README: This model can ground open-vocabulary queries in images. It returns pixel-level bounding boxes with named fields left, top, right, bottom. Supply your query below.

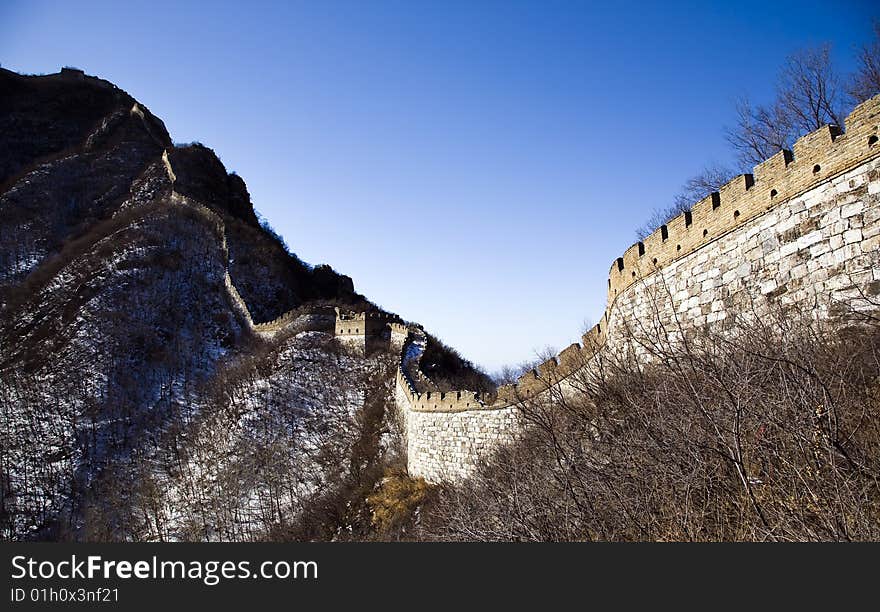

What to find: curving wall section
left=394, top=95, right=880, bottom=482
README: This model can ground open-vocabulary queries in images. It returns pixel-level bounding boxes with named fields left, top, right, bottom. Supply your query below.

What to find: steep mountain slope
left=0, top=68, right=397, bottom=541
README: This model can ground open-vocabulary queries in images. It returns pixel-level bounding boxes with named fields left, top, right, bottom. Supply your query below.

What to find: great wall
left=148, top=87, right=880, bottom=484
left=391, top=94, right=880, bottom=482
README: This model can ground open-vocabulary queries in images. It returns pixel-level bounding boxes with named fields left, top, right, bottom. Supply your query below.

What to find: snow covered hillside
left=0, top=67, right=403, bottom=541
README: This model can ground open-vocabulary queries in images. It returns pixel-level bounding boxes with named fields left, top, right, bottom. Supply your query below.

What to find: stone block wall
left=395, top=373, right=522, bottom=482
left=607, top=157, right=880, bottom=349
left=389, top=322, right=410, bottom=350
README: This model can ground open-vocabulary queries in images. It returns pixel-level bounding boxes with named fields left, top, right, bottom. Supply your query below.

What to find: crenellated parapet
left=254, top=306, right=335, bottom=334
left=411, top=389, right=486, bottom=412
left=607, top=97, right=880, bottom=303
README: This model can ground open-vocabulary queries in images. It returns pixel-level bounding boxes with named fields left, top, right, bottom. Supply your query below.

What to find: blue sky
left=1, top=1, right=876, bottom=371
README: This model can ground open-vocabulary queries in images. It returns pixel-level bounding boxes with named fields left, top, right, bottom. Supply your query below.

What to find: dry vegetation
left=408, top=303, right=880, bottom=541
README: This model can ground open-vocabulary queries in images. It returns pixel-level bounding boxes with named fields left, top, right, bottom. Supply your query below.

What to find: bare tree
left=849, top=23, right=880, bottom=104
left=726, top=97, right=794, bottom=168
left=727, top=45, right=845, bottom=168
left=778, top=45, right=844, bottom=132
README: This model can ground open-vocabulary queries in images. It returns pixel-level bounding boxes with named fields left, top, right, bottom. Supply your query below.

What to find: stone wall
left=395, top=373, right=522, bottom=481
left=389, top=322, right=410, bottom=350
left=607, top=157, right=880, bottom=350
left=607, top=98, right=879, bottom=303
left=395, top=95, right=880, bottom=483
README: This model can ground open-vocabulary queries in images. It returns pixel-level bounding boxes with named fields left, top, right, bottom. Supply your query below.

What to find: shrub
left=367, top=470, right=432, bottom=537
left=418, top=305, right=880, bottom=541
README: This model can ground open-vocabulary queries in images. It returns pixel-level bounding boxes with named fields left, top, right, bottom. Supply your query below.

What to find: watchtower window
left=684, top=211, right=692, bottom=227
left=703, top=229, right=708, bottom=237
left=869, top=135, right=878, bottom=147
left=734, top=210, right=740, bottom=219
left=770, top=189, right=778, bottom=199
left=616, top=257, right=624, bottom=272
left=652, top=258, right=658, bottom=265
left=676, top=244, right=681, bottom=251
left=661, top=225, right=668, bottom=241
left=711, top=192, right=721, bottom=210
left=812, top=164, right=821, bottom=174
left=637, top=242, right=645, bottom=256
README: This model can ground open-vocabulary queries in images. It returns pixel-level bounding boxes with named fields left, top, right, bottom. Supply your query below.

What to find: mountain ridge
left=0, top=66, right=365, bottom=317
left=0, top=67, right=415, bottom=540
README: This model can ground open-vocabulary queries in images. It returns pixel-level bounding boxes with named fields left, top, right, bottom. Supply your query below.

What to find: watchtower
left=334, top=307, right=403, bottom=354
